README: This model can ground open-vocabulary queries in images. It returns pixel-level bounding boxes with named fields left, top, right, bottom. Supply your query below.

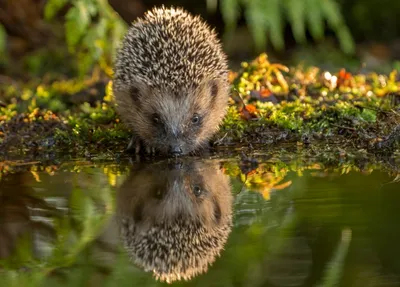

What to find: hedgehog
left=116, top=160, right=233, bottom=283
left=113, top=7, right=229, bottom=156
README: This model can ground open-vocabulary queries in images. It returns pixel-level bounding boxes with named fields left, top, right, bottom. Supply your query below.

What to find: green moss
left=0, top=53, right=399, bottom=160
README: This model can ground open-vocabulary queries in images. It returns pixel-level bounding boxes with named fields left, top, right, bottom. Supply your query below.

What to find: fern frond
left=265, top=0, right=284, bottom=50
left=0, top=24, right=6, bottom=56
left=244, top=0, right=269, bottom=51
left=336, top=26, right=355, bottom=54
left=221, top=0, right=240, bottom=32
left=305, top=0, right=324, bottom=41
left=321, top=0, right=355, bottom=54
left=284, top=0, right=306, bottom=43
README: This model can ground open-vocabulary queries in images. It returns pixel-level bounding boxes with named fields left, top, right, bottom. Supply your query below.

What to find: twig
left=331, top=124, right=356, bottom=131
left=375, top=125, right=400, bottom=152
left=390, top=109, right=400, bottom=117
left=214, top=132, right=228, bottom=145
left=355, top=104, right=391, bottom=114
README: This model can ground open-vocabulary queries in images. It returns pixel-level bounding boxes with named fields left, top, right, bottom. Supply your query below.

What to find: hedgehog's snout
left=165, top=136, right=186, bottom=156
left=170, top=145, right=183, bottom=156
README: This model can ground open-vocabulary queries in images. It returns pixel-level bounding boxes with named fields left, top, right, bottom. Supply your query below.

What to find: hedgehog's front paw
left=144, top=145, right=156, bottom=155
left=125, top=136, right=156, bottom=155
left=125, top=135, right=142, bottom=154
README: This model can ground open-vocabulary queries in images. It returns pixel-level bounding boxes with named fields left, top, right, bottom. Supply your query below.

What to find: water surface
left=0, top=156, right=399, bottom=287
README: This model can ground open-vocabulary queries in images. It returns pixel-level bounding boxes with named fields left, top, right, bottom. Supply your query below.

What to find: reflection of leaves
left=317, top=229, right=352, bottom=287
left=245, top=172, right=292, bottom=200
left=1, top=168, right=115, bottom=287
left=233, top=188, right=271, bottom=226
left=30, top=171, right=41, bottom=182
left=224, top=160, right=292, bottom=201
left=392, top=174, right=400, bottom=183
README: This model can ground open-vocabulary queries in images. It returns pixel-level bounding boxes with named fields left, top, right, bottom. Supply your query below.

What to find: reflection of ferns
left=233, top=190, right=270, bottom=226
left=208, top=0, right=354, bottom=53
left=0, top=173, right=56, bottom=261
left=0, top=169, right=115, bottom=286
left=317, top=229, right=352, bottom=287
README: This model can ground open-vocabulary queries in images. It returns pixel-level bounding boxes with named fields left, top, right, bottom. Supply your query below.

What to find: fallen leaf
left=240, top=104, right=259, bottom=120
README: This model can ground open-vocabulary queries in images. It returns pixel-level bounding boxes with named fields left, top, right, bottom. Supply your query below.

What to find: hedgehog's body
left=113, top=7, right=229, bottom=156
left=117, top=160, right=233, bottom=283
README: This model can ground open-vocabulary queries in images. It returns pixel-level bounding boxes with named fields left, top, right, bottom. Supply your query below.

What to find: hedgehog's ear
left=198, top=77, right=220, bottom=98
left=130, top=78, right=150, bottom=101
left=209, top=79, right=219, bottom=97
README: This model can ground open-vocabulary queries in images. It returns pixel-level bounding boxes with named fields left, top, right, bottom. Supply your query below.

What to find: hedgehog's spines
left=113, top=6, right=228, bottom=93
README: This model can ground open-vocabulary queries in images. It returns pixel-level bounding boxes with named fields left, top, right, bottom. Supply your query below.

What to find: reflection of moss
left=0, top=53, right=399, bottom=160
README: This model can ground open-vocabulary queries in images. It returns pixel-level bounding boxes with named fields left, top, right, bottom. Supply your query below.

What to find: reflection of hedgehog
left=116, top=160, right=232, bottom=283
left=113, top=7, right=229, bottom=156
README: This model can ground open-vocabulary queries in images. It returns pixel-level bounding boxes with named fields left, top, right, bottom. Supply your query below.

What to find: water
left=0, top=156, right=399, bottom=287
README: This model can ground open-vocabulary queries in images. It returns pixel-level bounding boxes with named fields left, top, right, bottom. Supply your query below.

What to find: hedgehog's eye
left=191, top=113, right=200, bottom=125
left=152, top=114, right=161, bottom=124
left=192, top=185, right=202, bottom=197
left=154, top=188, right=163, bottom=199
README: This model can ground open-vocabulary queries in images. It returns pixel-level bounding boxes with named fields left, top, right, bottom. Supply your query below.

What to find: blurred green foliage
left=40, top=0, right=356, bottom=77
left=209, top=0, right=354, bottom=53
left=0, top=24, right=6, bottom=63
left=44, top=0, right=127, bottom=77
left=338, top=0, right=400, bottom=42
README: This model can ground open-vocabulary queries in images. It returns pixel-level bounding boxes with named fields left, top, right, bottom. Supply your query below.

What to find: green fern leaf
left=321, top=0, right=354, bottom=54
left=244, top=0, right=268, bottom=51
left=305, top=0, right=324, bottom=41
left=285, top=0, right=306, bottom=43
left=0, top=24, right=6, bottom=55
left=65, top=2, right=91, bottom=51
left=321, top=0, right=343, bottom=28
left=265, top=0, right=284, bottom=50
left=44, top=0, right=68, bottom=20
left=221, top=0, right=240, bottom=32
left=336, top=26, right=355, bottom=54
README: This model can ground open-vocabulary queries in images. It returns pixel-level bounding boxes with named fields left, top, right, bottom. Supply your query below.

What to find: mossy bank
left=0, top=54, right=399, bottom=163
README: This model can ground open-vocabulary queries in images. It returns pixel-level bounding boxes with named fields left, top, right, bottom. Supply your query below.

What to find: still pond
left=0, top=155, right=399, bottom=287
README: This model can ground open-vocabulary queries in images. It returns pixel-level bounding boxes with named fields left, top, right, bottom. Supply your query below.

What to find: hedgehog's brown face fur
left=115, top=77, right=228, bottom=155
left=113, top=7, right=229, bottom=156
left=117, top=160, right=233, bottom=283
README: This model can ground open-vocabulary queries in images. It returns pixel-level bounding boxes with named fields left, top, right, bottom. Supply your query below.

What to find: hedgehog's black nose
left=170, top=146, right=183, bottom=156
